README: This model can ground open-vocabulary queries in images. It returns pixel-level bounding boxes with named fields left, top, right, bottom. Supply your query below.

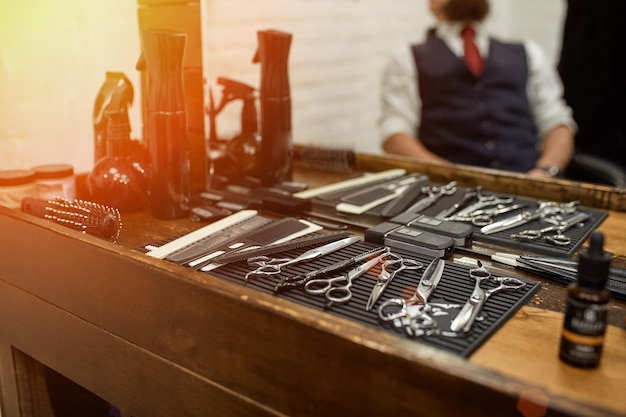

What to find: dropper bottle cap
left=577, top=232, right=611, bottom=289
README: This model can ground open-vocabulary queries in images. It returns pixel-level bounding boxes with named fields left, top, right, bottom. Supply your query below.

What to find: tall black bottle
left=141, top=29, right=191, bottom=219
left=253, top=30, right=293, bottom=185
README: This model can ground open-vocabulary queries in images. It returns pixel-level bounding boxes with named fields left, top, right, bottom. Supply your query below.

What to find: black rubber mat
left=197, top=240, right=540, bottom=357
left=310, top=178, right=607, bottom=257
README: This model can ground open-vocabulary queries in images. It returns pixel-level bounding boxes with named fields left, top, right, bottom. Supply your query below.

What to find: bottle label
left=560, top=298, right=609, bottom=367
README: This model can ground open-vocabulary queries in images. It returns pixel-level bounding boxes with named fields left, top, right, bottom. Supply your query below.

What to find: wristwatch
left=535, top=165, right=560, bottom=177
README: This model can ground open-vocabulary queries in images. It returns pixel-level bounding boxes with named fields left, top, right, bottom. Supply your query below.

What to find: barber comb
left=21, top=197, right=122, bottom=242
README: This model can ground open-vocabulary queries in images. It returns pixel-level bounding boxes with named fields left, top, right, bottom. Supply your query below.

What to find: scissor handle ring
left=244, top=266, right=280, bottom=281
left=384, top=258, right=423, bottom=271
left=304, top=276, right=338, bottom=295
left=471, top=215, right=492, bottom=226
left=379, top=258, right=422, bottom=282
left=442, top=186, right=457, bottom=195
left=510, top=230, right=542, bottom=241
left=247, top=256, right=290, bottom=267
left=487, top=277, right=526, bottom=295
left=544, top=234, right=571, bottom=246
left=469, top=262, right=491, bottom=279
left=378, top=298, right=408, bottom=322
left=325, top=286, right=353, bottom=304
left=494, top=277, right=526, bottom=289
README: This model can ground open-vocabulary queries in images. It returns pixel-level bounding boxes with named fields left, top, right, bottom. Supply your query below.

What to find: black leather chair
left=565, top=152, right=626, bottom=188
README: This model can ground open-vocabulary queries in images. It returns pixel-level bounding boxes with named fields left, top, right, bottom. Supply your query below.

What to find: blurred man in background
left=380, top=0, right=575, bottom=178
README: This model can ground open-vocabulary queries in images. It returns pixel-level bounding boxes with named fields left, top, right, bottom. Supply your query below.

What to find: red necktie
left=462, top=26, right=483, bottom=77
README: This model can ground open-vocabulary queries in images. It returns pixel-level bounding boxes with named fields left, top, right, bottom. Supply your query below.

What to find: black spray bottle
left=87, top=109, right=149, bottom=212
left=140, top=29, right=191, bottom=219
left=208, top=77, right=260, bottom=178
left=92, top=72, right=134, bottom=163
left=252, top=29, right=293, bottom=185
left=559, top=232, right=611, bottom=368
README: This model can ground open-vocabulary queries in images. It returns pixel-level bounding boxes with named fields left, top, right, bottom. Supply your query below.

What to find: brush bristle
left=43, top=198, right=122, bottom=242
left=294, top=145, right=356, bottom=172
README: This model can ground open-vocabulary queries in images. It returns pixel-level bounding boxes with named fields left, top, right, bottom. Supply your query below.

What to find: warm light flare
left=0, top=0, right=141, bottom=173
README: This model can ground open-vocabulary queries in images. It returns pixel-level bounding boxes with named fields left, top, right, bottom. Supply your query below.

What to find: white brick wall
left=202, top=0, right=566, bottom=156
left=0, top=0, right=565, bottom=172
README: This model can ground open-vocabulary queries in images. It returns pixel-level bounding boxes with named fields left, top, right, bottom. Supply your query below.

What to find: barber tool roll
left=21, top=197, right=122, bottom=242
left=389, top=213, right=474, bottom=248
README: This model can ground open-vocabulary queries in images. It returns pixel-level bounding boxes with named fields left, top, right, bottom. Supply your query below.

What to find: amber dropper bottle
left=559, top=232, right=611, bottom=368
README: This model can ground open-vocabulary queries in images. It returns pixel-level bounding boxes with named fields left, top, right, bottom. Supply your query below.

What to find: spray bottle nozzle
left=93, top=72, right=135, bottom=162
left=217, top=76, right=255, bottom=97
left=208, top=77, right=258, bottom=145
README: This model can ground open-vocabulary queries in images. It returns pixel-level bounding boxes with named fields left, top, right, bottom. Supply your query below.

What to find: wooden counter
left=1, top=154, right=625, bottom=417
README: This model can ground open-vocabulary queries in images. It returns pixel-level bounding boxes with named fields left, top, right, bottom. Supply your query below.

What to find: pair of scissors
left=244, top=235, right=361, bottom=281
left=273, top=247, right=388, bottom=293
left=378, top=257, right=446, bottom=322
left=454, top=192, right=515, bottom=217
left=510, top=211, right=590, bottom=246
left=365, top=255, right=423, bottom=311
left=480, top=201, right=579, bottom=235
left=435, top=186, right=482, bottom=219
left=304, top=252, right=388, bottom=306
left=447, top=204, right=525, bottom=226
left=405, top=181, right=457, bottom=214
left=450, top=260, right=526, bottom=333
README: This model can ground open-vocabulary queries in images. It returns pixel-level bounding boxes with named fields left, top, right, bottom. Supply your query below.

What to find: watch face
left=537, top=165, right=559, bottom=176
left=547, top=166, right=559, bottom=176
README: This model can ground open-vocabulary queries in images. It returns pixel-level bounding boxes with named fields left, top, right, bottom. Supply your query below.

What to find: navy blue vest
left=412, top=33, right=539, bottom=172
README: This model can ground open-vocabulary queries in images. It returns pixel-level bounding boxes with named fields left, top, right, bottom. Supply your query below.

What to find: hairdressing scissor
left=365, top=255, right=423, bottom=311
left=273, top=247, right=388, bottom=293
left=405, top=181, right=457, bottom=214
left=304, top=252, right=388, bottom=306
left=447, top=203, right=525, bottom=226
left=244, top=235, right=361, bottom=281
left=510, top=211, right=590, bottom=246
left=378, top=258, right=445, bottom=321
left=450, top=260, right=525, bottom=333
left=454, top=192, right=515, bottom=217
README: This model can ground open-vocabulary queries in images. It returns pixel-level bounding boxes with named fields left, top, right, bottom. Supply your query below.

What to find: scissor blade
left=450, top=287, right=487, bottom=332
left=365, top=282, right=385, bottom=311
left=449, top=300, right=474, bottom=332
left=417, top=258, right=446, bottom=301
left=278, top=247, right=387, bottom=293
left=350, top=253, right=387, bottom=280
left=480, top=211, right=537, bottom=235
left=436, top=187, right=481, bottom=219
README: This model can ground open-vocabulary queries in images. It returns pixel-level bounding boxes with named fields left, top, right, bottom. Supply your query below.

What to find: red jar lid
left=32, top=163, right=74, bottom=179
left=0, top=169, right=37, bottom=186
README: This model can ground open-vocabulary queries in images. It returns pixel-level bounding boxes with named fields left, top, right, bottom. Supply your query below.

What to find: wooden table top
left=109, top=155, right=626, bottom=416
left=1, top=152, right=625, bottom=417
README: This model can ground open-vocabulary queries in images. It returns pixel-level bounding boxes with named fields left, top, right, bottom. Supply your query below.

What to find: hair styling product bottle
left=559, top=232, right=611, bottom=368
left=253, top=29, right=293, bottom=185
left=87, top=110, right=149, bottom=212
left=141, top=29, right=191, bottom=219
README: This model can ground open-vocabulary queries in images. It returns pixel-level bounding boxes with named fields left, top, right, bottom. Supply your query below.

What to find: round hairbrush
left=21, top=197, right=122, bottom=242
